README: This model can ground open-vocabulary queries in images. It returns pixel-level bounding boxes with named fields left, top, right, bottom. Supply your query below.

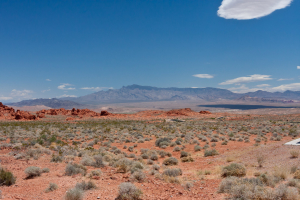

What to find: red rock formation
left=100, top=110, right=110, bottom=116
left=166, top=108, right=194, bottom=116
left=199, top=111, right=212, bottom=114
left=0, top=102, right=37, bottom=120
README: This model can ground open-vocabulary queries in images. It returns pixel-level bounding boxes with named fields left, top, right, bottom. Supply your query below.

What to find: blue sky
left=0, top=0, right=299, bottom=102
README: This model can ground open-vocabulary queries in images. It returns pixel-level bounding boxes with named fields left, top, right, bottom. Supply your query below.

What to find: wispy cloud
left=219, top=74, right=272, bottom=85
left=58, top=83, right=75, bottom=90
left=58, top=94, right=77, bottom=98
left=0, top=89, right=34, bottom=102
left=218, top=0, right=293, bottom=20
left=46, top=79, right=51, bottom=81
left=257, top=84, right=271, bottom=87
left=297, top=66, right=300, bottom=69
left=227, top=84, right=264, bottom=93
left=278, top=78, right=294, bottom=81
left=42, top=89, right=51, bottom=93
left=80, top=87, right=113, bottom=91
left=11, top=89, right=33, bottom=97
left=0, top=96, right=13, bottom=101
left=193, top=74, right=214, bottom=79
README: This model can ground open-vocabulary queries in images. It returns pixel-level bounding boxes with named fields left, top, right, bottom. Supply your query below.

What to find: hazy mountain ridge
left=69, top=84, right=242, bottom=104
left=8, top=85, right=300, bottom=109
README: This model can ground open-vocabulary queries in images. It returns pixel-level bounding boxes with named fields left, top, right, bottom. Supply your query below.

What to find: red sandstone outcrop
left=199, top=111, right=212, bottom=114
left=166, top=108, right=195, bottom=116
left=0, top=102, right=37, bottom=120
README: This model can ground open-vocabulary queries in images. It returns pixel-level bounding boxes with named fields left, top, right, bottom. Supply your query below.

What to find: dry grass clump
left=221, top=163, right=246, bottom=178
left=218, top=177, right=299, bottom=200
left=257, top=155, right=266, bottom=167
left=130, top=171, right=146, bottom=182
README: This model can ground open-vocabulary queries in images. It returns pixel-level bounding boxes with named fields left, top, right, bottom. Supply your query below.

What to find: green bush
left=0, top=168, right=16, bottom=186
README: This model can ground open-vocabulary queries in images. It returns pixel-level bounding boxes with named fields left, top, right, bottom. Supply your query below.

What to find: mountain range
left=7, top=84, right=300, bottom=109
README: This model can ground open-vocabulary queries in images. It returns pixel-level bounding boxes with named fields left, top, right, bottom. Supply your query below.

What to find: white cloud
left=11, top=89, right=33, bottom=97
left=271, top=83, right=300, bottom=92
left=58, top=94, right=77, bottom=98
left=257, top=84, right=270, bottom=87
left=278, top=78, right=294, bottom=81
left=58, top=83, right=75, bottom=90
left=191, top=87, right=198, bottom=88
left=80, top=87, right=113, bottom=91
left=193, top=74, right=214, bottom=79
left=297, top=66, right=300, bottom=69
left=46, top=79, right=51, bottom=81
left=0, top=96, right=13, bottom=101
left=219, top=74, right=272, bottom=85
left=218, top=0, right=293, bottom=20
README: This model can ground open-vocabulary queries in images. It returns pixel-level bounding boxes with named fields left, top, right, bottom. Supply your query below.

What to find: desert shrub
left=221, top=163, right=246, bottom=178
left=273, top=166, right=289, bottom=180
left=128, top=146, right=134, bottom=152
left=257, top=155, right=266, bottom=167
left=141, top=154, right=148, bottom=159
left=65, top=187, right=84, bottom=200
left=150, top=154, right=158, bottom=161
left=42, top=168, right=50, bottom=173
left=0, top=168, right=16, bottom=186
left=155, top=138, right=171, bottom=148
left=45, top=183, right=58, bottom=193
left=143, top=157, right=152, bottom=164
left=183, top=182, right=193, bottom=190
left=163, top=157, right=178, bottom=166
left=180, top=151, right=188, bottom=158
left=93, top=155, right=104, bottom=168
left=25, top=166, right=42, bottom=179
left=204, top=149, right=219, bottom=157
left=51, top=155, right=63, bottom=163
left=65, top=163, right=86, bottom=176
left=116, top=182, right=142, bottom=200
left=87, top=169, right=102, bottom=178
left=130, top=171, right=146, bottom=182
left=293, top=170, right=300, bottom=179
left=152, top=164, right=160, bottom=171
left=194, top=145, right=201, bottom=152
left=290, top=150, right=299, bottom=158
left=81, top=156, right=94, bottom=166
left=162, top=168, right=182, bottom=177
left=181, top=157, right=194, bottom=162
left=75, top=181, right=97, bottom=191
left=123, top=145, right=127, bottom=149
left=173, top=146, right=180, bottom=152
